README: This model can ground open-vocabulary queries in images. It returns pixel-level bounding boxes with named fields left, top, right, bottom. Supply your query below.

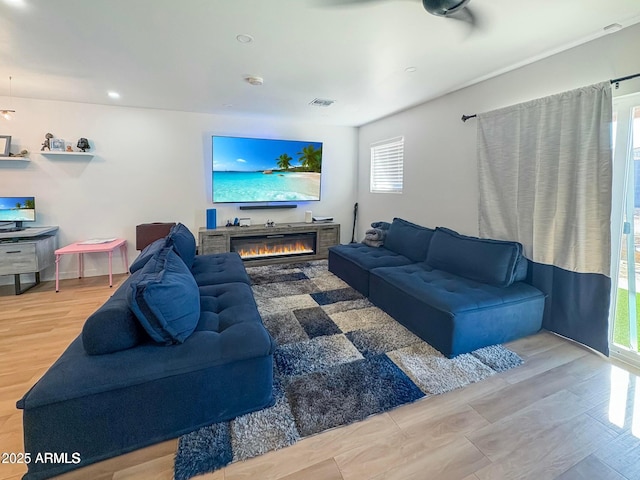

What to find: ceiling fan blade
left=421, top=0, right=470, bottom=17
left=316, top=0, right=481, bottom=27
left=448, top=6, right=478, bottom=26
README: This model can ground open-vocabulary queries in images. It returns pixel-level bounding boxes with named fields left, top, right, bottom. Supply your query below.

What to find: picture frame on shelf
left=49, top=138, right=65, bottom=151
left=0, top=135, right=10, bottom=156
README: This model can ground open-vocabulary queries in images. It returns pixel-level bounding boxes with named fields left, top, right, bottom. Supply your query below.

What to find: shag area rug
left=174, top=260, right=523, bottom=480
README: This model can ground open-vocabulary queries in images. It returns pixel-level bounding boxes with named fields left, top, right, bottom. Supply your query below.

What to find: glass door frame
left=610, top=92, right=640, bottom=366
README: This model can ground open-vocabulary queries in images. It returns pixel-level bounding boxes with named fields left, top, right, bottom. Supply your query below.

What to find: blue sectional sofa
left=329, top=218, right=545, bottom=358
left=17, top=224, right=275, bottom=480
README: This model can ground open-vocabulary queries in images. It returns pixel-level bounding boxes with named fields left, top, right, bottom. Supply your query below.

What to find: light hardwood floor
left=1, top=275, right=640, bottom=480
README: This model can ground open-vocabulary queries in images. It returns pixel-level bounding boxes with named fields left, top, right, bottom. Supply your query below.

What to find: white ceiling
left=1, top=0, right=640, bottom=127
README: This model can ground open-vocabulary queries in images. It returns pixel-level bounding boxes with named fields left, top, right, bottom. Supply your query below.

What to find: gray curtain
left=477, top=82, right=613, bottom=354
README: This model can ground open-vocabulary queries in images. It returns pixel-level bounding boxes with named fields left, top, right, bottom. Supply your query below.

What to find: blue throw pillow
left=384, top=218, right=434, bottom=262
left=166, top=223, right=196, bottom=268
left=426, top=227, right=523, bottom=287
left=128, top=247, right=200, bottom=344
left=513, top=255, right=529, bottom=282
left=129, top=237, right=167, bottom=273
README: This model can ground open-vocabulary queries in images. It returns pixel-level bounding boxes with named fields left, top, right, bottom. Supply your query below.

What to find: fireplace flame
left=236, top=241, right=314, bottom=259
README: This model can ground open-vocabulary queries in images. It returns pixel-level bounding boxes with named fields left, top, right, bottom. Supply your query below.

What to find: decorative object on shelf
left=239, top=218, right=251, bottom=227
left=206, top=209, right=217, bottom=229
left=49, top=138, right=65, bottom=151
left=265, top=220, right=275, bottom=228
left=305, top=210, right=312, bottom=223
left=1, top=76, right=15, bottom=121
left=9, top=149, right=28, bottom=158
left=76, top=137, right=90, bottom=152
left=0, top=135, right=10, bottom=156
left=65, top=145, right=73, bottom=152
left=41, top=133, right=53, bottom=151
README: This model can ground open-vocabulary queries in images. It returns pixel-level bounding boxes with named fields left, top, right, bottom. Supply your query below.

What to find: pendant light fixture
left=1, top=76, right=15, bottom=120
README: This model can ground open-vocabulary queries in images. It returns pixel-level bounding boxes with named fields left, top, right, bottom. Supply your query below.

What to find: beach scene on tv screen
left=0, top=197, right=35, bottom=221
left=212, top=136, right=322, bottom=203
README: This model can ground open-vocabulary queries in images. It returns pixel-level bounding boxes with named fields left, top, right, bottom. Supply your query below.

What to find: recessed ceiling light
left=107, top=91, right=120, bottom=99
left=236, top=34, right=254, bottom=44
left=405, top=66, right=417, bottom=73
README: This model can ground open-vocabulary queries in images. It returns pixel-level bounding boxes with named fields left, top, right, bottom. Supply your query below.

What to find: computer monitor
left=0, top=196, right=36, bottom=231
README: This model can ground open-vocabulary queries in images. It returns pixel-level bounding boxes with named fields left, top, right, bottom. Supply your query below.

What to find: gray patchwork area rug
left=174, top=260, right=523, bottom=480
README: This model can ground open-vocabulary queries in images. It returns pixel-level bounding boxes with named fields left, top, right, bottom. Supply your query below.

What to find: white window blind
left=370, top=136, right=404, bottom=193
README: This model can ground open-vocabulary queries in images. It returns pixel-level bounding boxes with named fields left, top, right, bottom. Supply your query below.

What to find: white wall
left=357, top=23, right=640, bottom=240
left=0, top=100, right=358, bottom=282
left=3, top=23, right=639, bottom=284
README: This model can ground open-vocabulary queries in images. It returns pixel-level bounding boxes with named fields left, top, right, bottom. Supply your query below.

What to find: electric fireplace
left=230, top=232, right=317, bottom=261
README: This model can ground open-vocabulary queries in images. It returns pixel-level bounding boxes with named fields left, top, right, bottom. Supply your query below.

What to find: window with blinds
left=370, top=136, right=404, bottom=193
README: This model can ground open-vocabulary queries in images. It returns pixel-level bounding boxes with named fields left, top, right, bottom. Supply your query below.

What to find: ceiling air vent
left=309, top=98, right=335, bottom=107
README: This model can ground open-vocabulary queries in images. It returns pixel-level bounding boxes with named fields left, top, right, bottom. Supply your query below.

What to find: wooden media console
left=198, top=222, right=340, bottom=266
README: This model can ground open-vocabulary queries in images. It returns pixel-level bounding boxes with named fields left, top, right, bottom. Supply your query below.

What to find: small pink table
left=55, top=239, right=129, bottom=292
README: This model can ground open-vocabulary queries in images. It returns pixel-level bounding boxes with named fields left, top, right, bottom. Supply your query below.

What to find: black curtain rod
left=611, top=72, right=640, bottom=87
left=461, top=72, right=640, bottom=122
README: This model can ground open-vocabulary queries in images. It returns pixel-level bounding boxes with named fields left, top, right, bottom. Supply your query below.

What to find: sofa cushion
left=198, top=282, right=263, bottom=331
left=426, top=227, right=523, bottom=287
left=166, top=223, right=196, bottom=269
left=384, top=218, right=434, bottom=262
left=129, top=237, right=166, bottom=273
left=195, top=310, right=221, bottom=332
left=128, top=247, right=200, bottom=344
left=328, top=243, right=414, bottom=296
left=329, top=243, right=414, bottom=271
left=372, top=263, right=542, bottom=313
left=191, top=252, right=250, bottom=286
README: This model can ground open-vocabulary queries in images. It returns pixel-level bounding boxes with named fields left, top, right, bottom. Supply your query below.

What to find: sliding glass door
left=611, top=93, right=640, bottom=365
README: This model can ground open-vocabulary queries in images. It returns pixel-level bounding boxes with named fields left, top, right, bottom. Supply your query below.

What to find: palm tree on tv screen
left=25, top=199, right=34, bottom=209
left=297, top=145, right=322, bottom=172
left=276, top=153, right=293, bottom=170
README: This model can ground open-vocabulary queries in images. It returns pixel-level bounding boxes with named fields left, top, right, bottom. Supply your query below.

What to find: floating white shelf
left=40, top=151, right=94, bottom=158
left=0, top=155, right=29, bottom=161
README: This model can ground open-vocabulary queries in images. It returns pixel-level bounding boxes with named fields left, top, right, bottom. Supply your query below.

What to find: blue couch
left=17, top=224, right=275, bottom=480
left=329, top=218, right=545, bottom=358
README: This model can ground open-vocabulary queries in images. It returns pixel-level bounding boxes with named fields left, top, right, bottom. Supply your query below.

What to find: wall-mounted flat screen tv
left=212, top=135, right=323, bottom=203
